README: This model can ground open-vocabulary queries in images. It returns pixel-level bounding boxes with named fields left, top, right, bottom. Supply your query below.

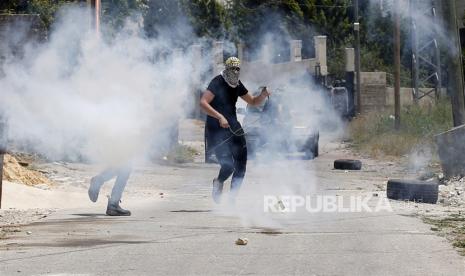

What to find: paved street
left=1, top=140, right=464, bottom=276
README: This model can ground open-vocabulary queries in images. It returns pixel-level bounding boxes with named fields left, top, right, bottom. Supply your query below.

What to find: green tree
left=27, top=0, right=75, bottom=29
left=101, top=0, right=148, bottom=31
left=182, top=0, right=229, bottom=40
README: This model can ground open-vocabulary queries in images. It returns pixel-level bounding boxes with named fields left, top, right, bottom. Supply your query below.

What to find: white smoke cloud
left=0, top=6, right=200, bottom=166
left=214, top=27, right=344, bottom=228
left=1, top=6, right=345, bottom=228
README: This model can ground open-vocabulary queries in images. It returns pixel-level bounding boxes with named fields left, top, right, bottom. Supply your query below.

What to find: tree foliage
left=183, top=0, right=229, bottom=39
left=101, top=0, right=147, bottom=31
left=1, top=0, right=410, bottom=81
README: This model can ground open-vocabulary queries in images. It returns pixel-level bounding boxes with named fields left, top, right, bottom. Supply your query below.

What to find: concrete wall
left=360, top=72, right=387, bottom=113
left=385, top=88, right=447, bottom=107
left=240, top=36, right=326, bottom=87
left=358, top=71, right=444, bottom=112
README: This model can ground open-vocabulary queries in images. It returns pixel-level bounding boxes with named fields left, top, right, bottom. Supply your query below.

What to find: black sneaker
left=106, top=201, right=131, bottom=216
left=88, top=177, right=103, bottom=202
left=212, top=178, right=224, bottom=204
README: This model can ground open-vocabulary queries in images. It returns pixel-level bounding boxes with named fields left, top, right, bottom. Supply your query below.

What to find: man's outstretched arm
left=240, top=87, right=271, bottom=107
left=200, top=90, right=230, bottom=128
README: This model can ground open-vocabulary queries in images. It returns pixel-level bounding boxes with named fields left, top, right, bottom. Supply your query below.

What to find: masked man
left=200, top=57, right=270, bottom=203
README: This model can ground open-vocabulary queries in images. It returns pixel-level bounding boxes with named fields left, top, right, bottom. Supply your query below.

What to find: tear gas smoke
left=1, top=6, right=345, bottom=229
left=366, top=0, right=450, bottom=170
left=215, top=30, right=344, bottom=228
left=0, top=7, right=202, bottom=166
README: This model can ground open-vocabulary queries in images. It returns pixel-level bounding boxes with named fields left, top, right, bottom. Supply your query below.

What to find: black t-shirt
left=206, top=75, right=248, bottom=130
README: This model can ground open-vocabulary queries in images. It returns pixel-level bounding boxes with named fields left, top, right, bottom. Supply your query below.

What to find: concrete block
left=314, top=36, right=327, bottom=75
left=290, top=40, right=302, bottom=62
left=435, top=124, right=465, bottom=177
left=212, top=41, right=224, bottom=73
left=345, top=48, right=355, bottom=72
left=237, top=43, right=245, bottom=61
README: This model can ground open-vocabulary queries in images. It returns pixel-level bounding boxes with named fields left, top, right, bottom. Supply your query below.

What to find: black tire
left=313, top=133, right=319, bottom=158
left=303, top=133, right=319, bottom=160
left=313, top=144, right=319, bottom=157
left=304, top=149, right=315, bottom=160
left=387, top=179, right=438, bottom=204
left=334, top=159, right=362, bottom=170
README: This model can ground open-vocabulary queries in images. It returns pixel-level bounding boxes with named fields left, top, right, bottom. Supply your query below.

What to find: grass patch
left=349, top=99, right=453, bottom=157
left=422, top=214, right=465, bottom=254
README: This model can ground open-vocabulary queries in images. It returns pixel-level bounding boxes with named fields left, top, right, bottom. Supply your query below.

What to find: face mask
left=222, top=67, right=240, bottom=88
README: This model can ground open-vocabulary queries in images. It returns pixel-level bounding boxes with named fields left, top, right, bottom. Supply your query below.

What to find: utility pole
left=0, top=119, right=5, bottom=209
left=89, top=0, right=101, bottom=35
left=394, top=0, right=401, bottom=130
left=410, top=0, right=419, bottom=104
left=354, top=0, right=362, bottom=114
left=442, top=0, right=465, bottom=126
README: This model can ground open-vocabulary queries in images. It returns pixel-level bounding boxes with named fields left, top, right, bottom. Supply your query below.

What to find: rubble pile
left=438, top=176, right=465, bottom=206
left=2, top=154, right=52, bottom=186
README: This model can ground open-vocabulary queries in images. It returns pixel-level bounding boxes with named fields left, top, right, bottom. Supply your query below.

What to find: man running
left=88, top=166, right=132, bottom=216
left=200, top=57, right=270, bottom=203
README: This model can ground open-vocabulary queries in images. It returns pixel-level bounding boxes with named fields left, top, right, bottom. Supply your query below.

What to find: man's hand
left=260, top=87, right=271, bottom=97
left=219, top=116, right=230, bottom=128
left=240, top=86, right=271, bottom=107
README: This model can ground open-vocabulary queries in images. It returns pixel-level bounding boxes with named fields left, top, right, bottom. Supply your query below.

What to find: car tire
left=334, top=159, right=362, bottom=170
left=387, top=179, right=438, bottom=204
left=313, top=133, right=319, bottom=158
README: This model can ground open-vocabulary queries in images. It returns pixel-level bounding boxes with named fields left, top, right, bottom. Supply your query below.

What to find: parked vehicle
left=241, top=88, right=319, bottom=159
left=329, top=86, right=351, bottom=120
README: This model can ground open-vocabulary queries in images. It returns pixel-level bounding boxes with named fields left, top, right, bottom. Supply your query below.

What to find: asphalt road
left=1, top=142, right=464, bottom=275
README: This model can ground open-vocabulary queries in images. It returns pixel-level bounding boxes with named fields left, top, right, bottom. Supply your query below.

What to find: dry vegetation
left=348, top=99, right=453, bottom=158
left=423, top=214, right=465, bottom=255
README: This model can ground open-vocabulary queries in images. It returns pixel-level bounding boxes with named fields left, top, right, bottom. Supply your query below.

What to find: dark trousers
left=209, top=127, right=247, bottom=193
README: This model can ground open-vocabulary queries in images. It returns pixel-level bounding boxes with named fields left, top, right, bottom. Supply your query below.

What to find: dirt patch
left=2, top=154, right=52, bottom=186
left=0, top=208, right=53, bottom=240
